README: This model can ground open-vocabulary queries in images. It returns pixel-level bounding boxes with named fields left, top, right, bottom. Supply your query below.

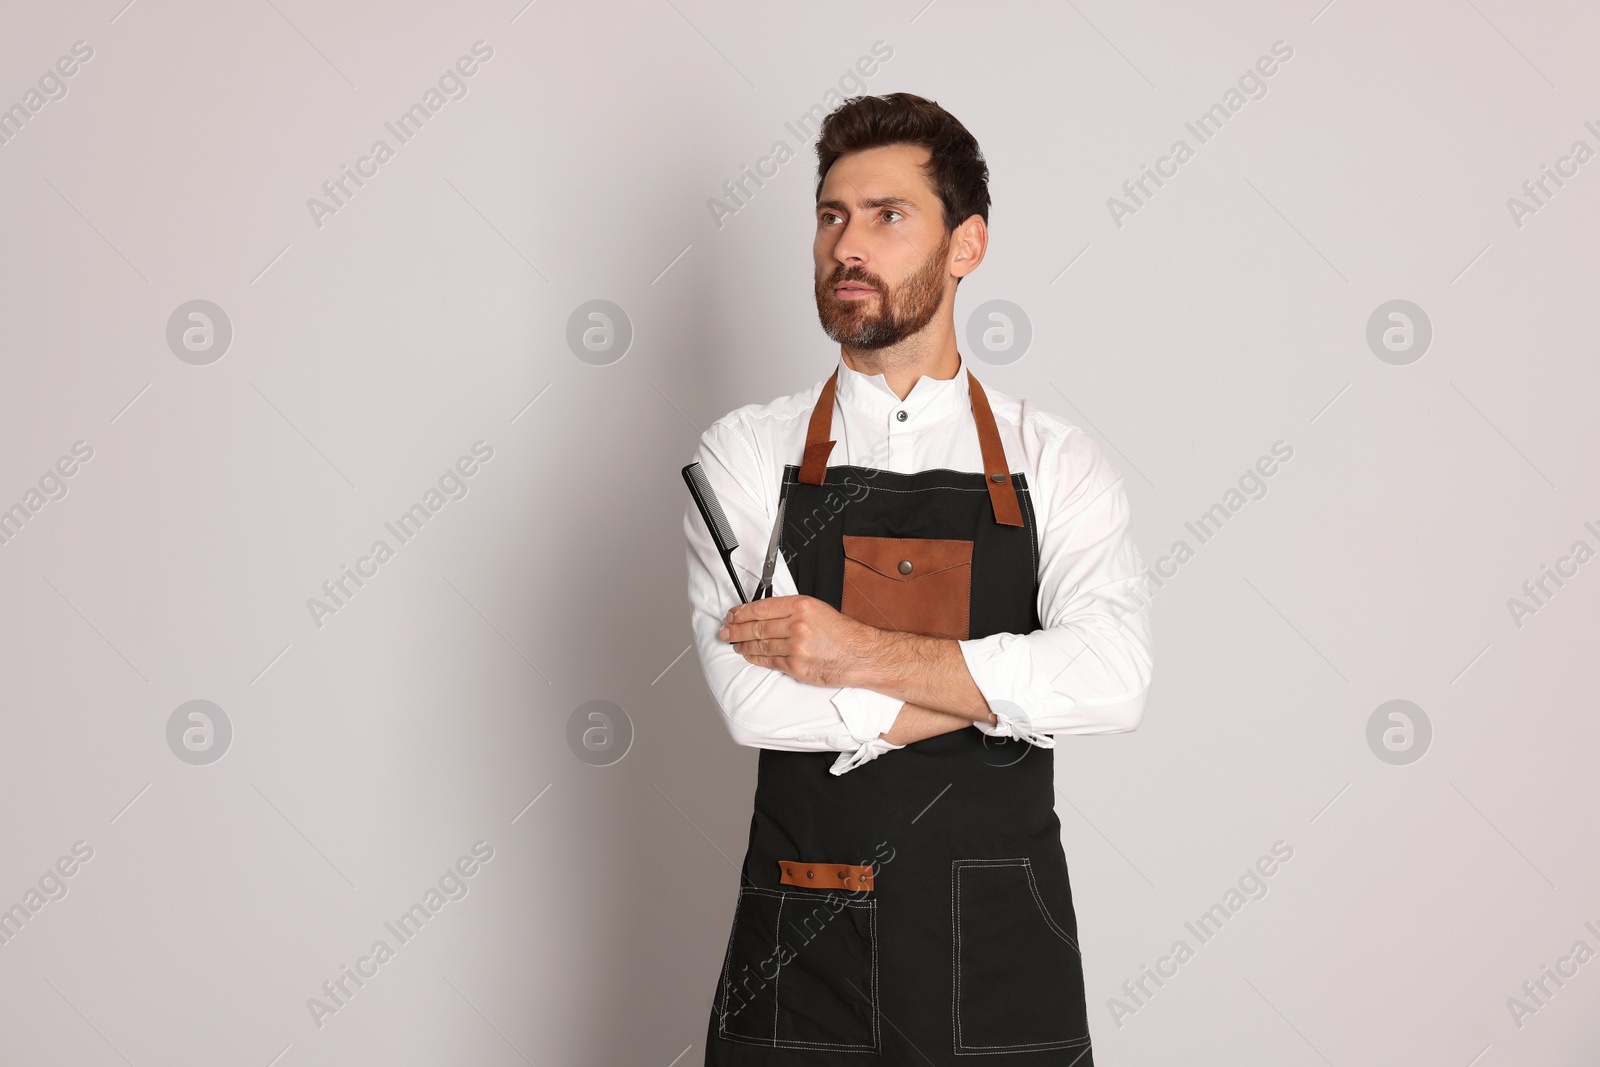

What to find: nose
left=831, top=216, right=870, bottom=271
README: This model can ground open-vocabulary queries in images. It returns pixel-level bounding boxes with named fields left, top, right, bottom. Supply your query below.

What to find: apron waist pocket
left=952, top=857, right=1090, bottom=1053
left=716, top=886, right=880, bottom=1052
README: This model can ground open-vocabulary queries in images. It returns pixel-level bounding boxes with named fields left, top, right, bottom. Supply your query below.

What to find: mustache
left=825, top=267, right=882, bottom=290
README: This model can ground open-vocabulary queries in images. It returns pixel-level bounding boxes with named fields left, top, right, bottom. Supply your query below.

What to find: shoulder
left=976, top=378, right=1122, bottom=489
left=971, top=377, right=1079, bottom=458
left=705, top=375, right=824, bottom=440
left=692, top=373, right=828, bottom=478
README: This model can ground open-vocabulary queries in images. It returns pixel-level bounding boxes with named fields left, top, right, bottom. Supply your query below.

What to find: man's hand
left=718, top=595, right=997, bottom=724
left=718, top=595, right=876, bottom=688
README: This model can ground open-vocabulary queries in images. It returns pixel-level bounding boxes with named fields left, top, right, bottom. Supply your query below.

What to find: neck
left=839, top=318, right=961, bottom=400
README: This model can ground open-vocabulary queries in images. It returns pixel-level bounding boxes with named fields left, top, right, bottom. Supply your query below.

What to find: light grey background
left=1, top=1, right=1596, bottom=1064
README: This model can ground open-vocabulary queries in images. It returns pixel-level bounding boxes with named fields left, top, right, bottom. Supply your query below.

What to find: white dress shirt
left=683, top=352, right=1153, bottom=775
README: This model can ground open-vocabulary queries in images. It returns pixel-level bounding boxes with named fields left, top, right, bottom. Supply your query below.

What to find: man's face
left=813, top=143, right=953, bottom=350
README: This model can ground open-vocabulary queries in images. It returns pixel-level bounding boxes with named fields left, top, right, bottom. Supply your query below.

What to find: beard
left=814, top=231, right=952, bottom=350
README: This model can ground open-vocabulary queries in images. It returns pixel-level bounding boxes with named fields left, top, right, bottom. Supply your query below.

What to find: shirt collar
left=832, top=351, right=971, bottom=426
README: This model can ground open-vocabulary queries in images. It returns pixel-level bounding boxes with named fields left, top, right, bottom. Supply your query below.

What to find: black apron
left=703, top=367, right=1094, bottom=1065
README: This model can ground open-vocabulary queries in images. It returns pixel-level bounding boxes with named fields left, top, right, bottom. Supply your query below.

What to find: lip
left=834, top=284, right=876, bottom=299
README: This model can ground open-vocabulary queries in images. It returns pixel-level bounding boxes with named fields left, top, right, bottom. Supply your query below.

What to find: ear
left=948, top=213, right=988, bottom=281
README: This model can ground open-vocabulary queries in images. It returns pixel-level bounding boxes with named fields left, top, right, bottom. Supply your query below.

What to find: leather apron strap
left=797, top=363, right=1024, bottom=528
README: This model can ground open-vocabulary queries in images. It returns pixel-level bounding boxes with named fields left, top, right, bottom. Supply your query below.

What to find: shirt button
left=896, top=410, right=907, bottom=422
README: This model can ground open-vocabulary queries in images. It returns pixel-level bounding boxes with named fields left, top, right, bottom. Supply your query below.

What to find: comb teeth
left=684, top=462, right=738, bottom=550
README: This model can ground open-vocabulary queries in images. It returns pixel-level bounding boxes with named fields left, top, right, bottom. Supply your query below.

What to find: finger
left=724, top=618, right=788, bottom=644
left=726, top=594, right=802, bottom=626
left=734, top=638, right=788, bottom=658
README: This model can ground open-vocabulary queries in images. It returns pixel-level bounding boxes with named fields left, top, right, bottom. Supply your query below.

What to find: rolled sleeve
left=831, top=686, right=906, bottom=744
left=956, top=423, right=1153, bottom=742
left=958, top=633, right=1058, bottom=748
left=685, top=416, right=911, bottom=774
left=829, top=736, right=905, bottom=775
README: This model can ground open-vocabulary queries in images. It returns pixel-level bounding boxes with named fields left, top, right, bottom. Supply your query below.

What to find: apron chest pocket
left=717, top=886, right=880, bottom=1052
left=840, top=535, right=973, bottom=640
left=952, top=858, right=1090, bottom=1054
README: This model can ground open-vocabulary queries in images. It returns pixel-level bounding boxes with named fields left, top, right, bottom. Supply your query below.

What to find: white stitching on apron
left=951, top=857, right=1092, bottom=1055
left=716, top=885, right=881, bottom=1052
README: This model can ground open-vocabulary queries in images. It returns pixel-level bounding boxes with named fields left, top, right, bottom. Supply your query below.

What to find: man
left=684, top=92, right=1153, bottom=1065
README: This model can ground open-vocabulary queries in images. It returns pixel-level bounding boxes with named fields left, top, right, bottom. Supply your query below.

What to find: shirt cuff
left=830, top=735, right=904, bottom=775
left=830, top=687, right=905, bottom=744
left=959, top=633, right=1057, bottom=749
left=974, top=704, right=1056, bottom=748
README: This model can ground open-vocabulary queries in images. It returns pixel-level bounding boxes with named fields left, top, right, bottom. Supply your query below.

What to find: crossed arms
left=683, top=412, right=1154, bottom=772
left=718, top=595, right=998, bottom=745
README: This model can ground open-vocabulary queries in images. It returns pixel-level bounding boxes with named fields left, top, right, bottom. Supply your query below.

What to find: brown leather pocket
left=840, top=535, right=973, bottom=640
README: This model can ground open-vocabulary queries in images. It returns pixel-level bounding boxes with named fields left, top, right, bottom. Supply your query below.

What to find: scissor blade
left=756, top=495, right=786, bottom=599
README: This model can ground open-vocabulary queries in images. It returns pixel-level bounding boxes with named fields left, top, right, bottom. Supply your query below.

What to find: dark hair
left=814, top=92, right=990, bottom=234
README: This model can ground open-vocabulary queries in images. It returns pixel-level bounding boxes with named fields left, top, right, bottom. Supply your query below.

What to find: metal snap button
left=898, top=560, right=913, bottom=575
left=896, top=410, right=907, bottom=422
left=806, top=869, right=815, bottom=879
left=990, top=472, right=1006, bottom=483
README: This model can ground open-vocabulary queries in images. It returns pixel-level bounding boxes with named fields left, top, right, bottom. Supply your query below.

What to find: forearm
left=878, top=702, right=976, bottom=746
left=699, top=620, right=902, bottom=750
left=856, top=630, right=997, bottom=722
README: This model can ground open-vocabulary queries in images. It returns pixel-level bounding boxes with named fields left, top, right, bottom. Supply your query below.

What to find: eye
left=819, top=211, right=842, bottom=225
left=881, top=209, right=903, bottom=223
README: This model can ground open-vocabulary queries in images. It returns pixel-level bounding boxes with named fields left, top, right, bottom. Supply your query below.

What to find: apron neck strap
left=797, top=363, right=1024, bottom=528
left=797, top=368, right=840, bottom=487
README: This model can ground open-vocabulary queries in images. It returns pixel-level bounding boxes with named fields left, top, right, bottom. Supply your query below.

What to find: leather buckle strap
left=778, top=859, right=875, bottom=892
left=796, top=362, right=1024, bottom=528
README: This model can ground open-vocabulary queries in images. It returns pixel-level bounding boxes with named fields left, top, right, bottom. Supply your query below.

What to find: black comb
left=682, top=462, right=748, bottom=604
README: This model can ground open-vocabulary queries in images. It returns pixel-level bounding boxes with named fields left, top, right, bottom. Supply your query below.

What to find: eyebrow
left=816, top=195, right=917, bottom=213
